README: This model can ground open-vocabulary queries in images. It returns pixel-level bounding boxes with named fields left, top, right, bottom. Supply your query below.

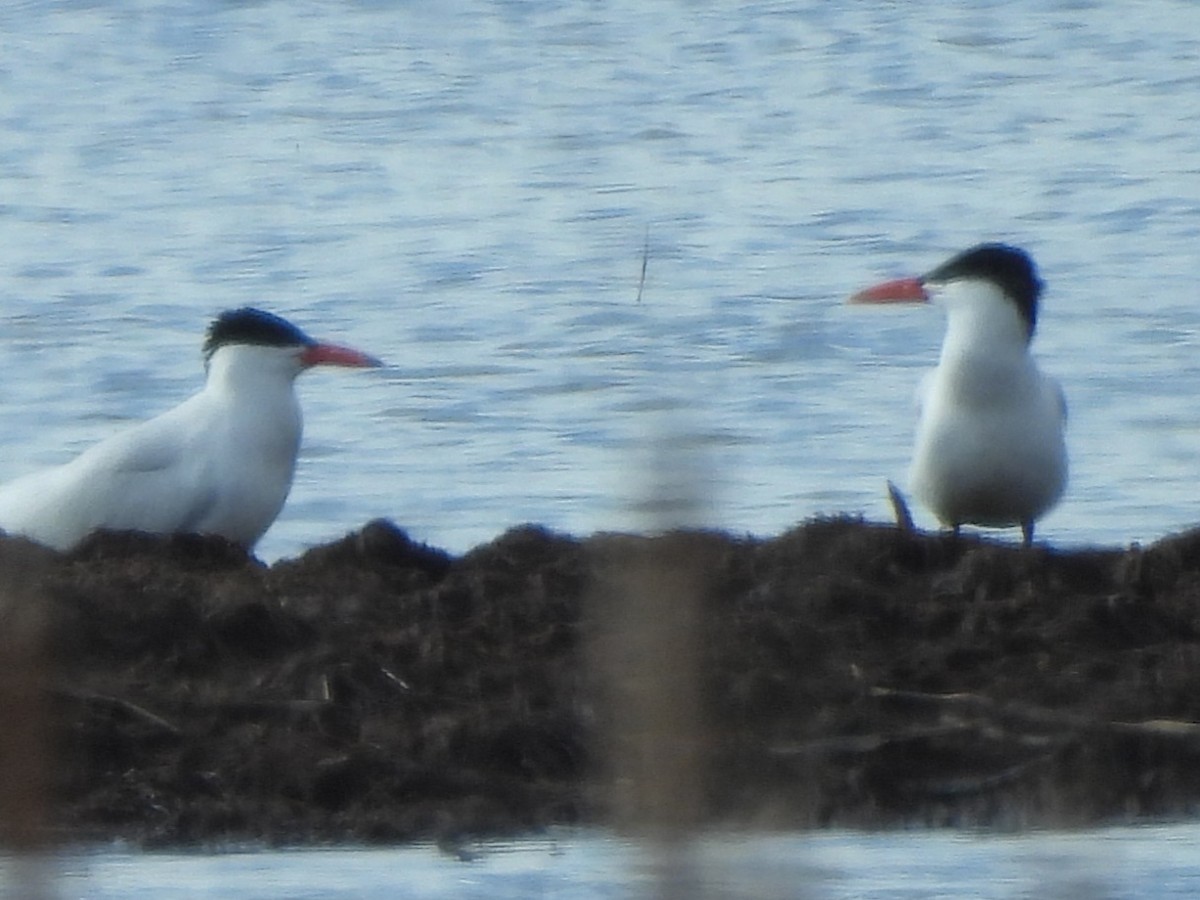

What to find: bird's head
left=203, top=308, right=383, bottom=377
left=849, top=243, right=1043, bottom=343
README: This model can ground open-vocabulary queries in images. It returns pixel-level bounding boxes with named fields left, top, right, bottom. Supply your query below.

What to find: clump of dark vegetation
left=5, top=517, right=1200, bottom=847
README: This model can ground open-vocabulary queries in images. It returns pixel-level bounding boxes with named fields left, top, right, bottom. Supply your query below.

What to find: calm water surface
left=3, top=1, right=1200, bottom=560
left=33, top=825, right=1200, bottom=899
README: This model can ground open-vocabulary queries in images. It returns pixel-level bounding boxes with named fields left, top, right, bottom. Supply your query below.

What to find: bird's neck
left=940, top=323, right=1030, bottom=371
left=938, top=288, right=1031, bottom=367
left=934, top=313, right=1039, bottom=409
left=203, top=347, right=304, bottom=459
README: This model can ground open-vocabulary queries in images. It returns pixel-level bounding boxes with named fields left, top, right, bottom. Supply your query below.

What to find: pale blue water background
left=4, top=0, right=1200, bottom=893
left=31, top=825, right=1200, bottom=898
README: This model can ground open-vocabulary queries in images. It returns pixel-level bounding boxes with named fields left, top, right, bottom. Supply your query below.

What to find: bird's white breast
left=907, top=286, right=1068, bottom=532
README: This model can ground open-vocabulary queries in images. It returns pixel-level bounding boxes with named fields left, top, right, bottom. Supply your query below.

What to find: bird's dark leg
left=1021, top=519, right=1034, bottom=547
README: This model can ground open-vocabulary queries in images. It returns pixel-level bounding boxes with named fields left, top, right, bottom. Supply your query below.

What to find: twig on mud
left=870, top=686, right=1200, bottom=740
left=768, top=723, right=968, bottom=756
left=769, top=684, right=1200, bottom=788
left=55, top=685, right=350, bottom=726
left=165, top=698, right=329, bottom=717
left=52, top=687, right=181, bottom=737
left=897, top=750, right=1063, bottom=798
left=1117, top=718, right=1200, bottom=737
left=769, top=719, right=1065, bottom=759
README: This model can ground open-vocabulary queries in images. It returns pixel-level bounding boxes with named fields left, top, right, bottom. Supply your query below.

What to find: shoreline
left=4, top=517, right=1200, bottom=848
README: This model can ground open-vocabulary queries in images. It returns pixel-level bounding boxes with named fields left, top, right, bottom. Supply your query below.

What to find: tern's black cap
left=924, top=243, right=1043, bottom=336
left=203, top=308, right=315, bottom=361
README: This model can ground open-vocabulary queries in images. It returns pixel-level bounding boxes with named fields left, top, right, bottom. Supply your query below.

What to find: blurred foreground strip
left=592, top=531, right=712, bottom=899
left=0, top=539, right=57, bottom=900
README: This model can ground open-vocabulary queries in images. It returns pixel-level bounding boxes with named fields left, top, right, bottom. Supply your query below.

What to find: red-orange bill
left=848, top=276, right=928, bottom=304
left=302, top=342, right=384, bottom=368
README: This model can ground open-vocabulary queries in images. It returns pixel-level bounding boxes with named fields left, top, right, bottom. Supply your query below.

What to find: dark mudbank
left=7, top=517, right=1200, bottom=847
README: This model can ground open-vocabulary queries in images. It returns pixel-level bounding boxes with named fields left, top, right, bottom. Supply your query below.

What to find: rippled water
left=35, top=825, right=1200, bottom=899
left=4, top=1, right=1200, bottom=561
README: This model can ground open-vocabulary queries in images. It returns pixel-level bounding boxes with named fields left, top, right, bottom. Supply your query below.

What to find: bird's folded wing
left=73, top=427, right=221, bottom=534
left=0, top=423, right=217, bottom=549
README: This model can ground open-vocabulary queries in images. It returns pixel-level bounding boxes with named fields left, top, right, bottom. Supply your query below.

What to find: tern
left=849, top=243, right=1068, bottom=545
left=0, top=307, right=382, bottom=552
